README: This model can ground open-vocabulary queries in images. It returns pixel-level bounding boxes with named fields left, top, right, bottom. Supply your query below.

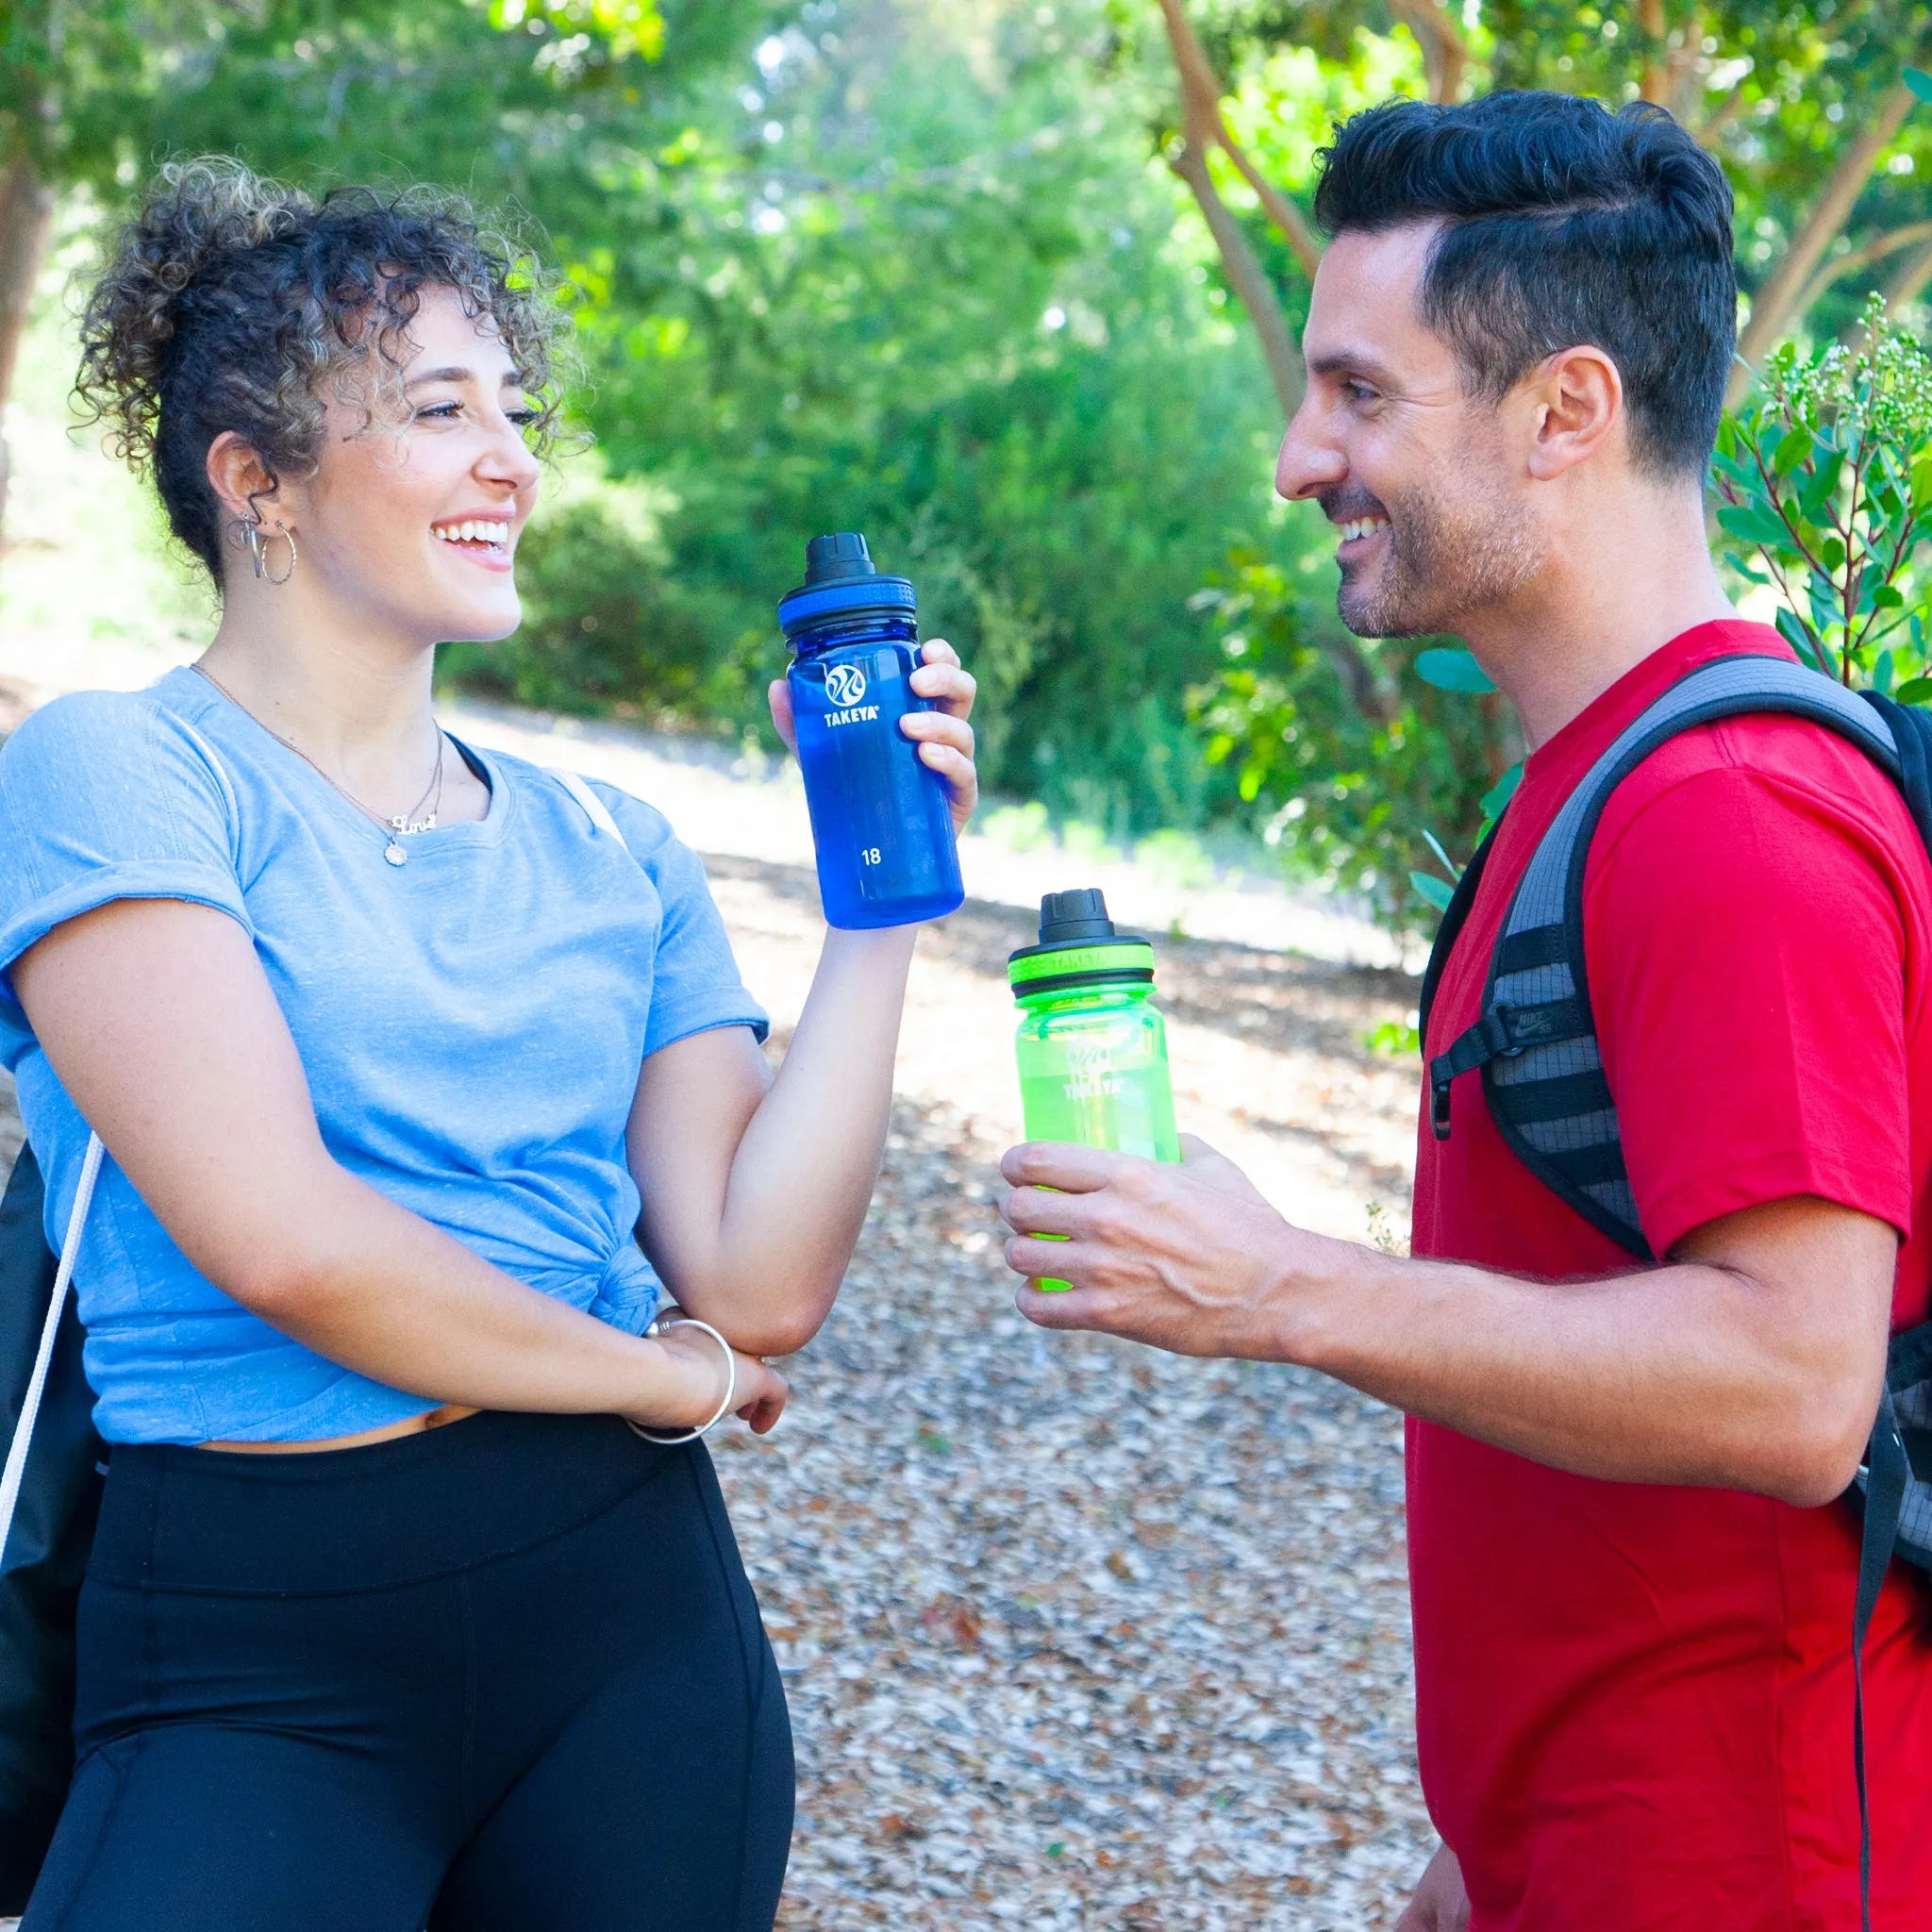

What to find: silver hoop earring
left=246, top=517, right=297, bottom=587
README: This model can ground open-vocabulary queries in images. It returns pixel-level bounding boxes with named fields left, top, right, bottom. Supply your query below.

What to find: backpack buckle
left=1429, top=1002, right=1526, bottom=1141
left=1477, top=1002, right=1528, bottom=1059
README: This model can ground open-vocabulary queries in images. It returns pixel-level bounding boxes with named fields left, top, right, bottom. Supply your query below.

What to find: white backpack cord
left=0, top=1131, right=104, bottom=1568
left=547, top=768, right=625, bottom=845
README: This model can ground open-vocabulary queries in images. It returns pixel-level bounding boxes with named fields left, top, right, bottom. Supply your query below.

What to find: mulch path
left=723, top=1100, right=1431, bottom=1931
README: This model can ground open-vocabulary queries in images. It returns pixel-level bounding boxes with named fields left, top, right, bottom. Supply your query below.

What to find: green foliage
left=467, top=1, right=1287, bottom=833
left=1186, top=541, right=1507, bottom=928
left=440, top=490, right=745, bottom=718
left=1407, top=871, right=1456, bottom=913
left=26, top=0, right=1932, bottom=938
left=1714, top=296, right=1932, bottom=687
left=1362, top=1017, right=1422, bottom=1056
left=1415, top=647, right=1495, bottom=694
left=125, top=0, right=757, bottom=208
left=1484, top=1, right=1932, bottom=341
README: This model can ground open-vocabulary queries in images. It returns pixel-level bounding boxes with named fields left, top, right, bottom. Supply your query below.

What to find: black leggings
left=24, top=1410, right=793, bottom=1931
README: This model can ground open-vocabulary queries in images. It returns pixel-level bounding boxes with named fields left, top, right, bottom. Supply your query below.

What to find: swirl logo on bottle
left=1062, top=1029, right=1127, bottom=1098
left=825, top=662, right=868, bottom=708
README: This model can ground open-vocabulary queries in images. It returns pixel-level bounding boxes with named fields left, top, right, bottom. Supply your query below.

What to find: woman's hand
left=765, top=637, right=980, bottom=833
left=901, top=638, right=978, bottom=832
left=636, top=1320, right=789, bottom=1436
left=1394, top=1844, right=1470, bottom=1932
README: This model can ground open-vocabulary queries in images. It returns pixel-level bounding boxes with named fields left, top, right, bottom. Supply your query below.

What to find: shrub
left=440, top=495, right=748, bottom=723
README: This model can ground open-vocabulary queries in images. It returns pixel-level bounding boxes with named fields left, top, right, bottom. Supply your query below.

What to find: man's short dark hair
left=1312, top=92, right=1736, bottom=478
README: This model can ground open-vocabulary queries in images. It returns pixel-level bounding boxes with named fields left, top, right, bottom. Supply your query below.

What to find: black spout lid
left=1038, top=888, right=1116, bottom=944
left=779, top=530, right=916, bottom=643
left=1008, top=887, right=1157, bottom=995
left=805, top=532, right=876, bottom=581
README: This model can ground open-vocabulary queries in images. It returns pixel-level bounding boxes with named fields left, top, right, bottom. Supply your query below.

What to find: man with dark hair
left=999, top=91, right=1932, bottom=1929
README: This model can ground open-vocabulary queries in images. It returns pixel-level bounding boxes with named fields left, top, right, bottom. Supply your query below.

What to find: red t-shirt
left=1411, top=619, right=1932, bottom=1930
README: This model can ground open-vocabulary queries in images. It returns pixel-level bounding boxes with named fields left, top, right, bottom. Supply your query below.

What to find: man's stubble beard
left=1337, top=479, right=1542, bottom=641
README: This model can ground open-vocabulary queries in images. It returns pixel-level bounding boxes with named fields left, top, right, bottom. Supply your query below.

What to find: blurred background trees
left=7, top=0, right=1932, bottom=926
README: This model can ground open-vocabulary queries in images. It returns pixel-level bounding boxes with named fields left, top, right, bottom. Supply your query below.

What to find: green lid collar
left=1008, top=941, right=1155, bottom=988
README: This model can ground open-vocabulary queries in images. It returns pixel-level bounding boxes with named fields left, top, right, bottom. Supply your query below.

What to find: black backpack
left=0, top=1141, right=105, bottom=1912
left=1420, top=652, right=1932, bottom=1929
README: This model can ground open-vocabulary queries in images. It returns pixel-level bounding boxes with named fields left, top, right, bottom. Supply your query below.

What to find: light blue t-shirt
left=0, top=668, right=768, bottom=1444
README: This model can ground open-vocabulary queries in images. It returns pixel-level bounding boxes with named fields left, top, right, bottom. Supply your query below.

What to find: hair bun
left=75, top=158, right=312, bottom=469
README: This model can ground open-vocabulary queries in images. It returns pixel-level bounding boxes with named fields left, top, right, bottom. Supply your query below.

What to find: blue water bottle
left=779, top=532, right=965, bottom=929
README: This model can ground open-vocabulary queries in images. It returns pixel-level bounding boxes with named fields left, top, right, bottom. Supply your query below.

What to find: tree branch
left=1158, top=0, right=1323, bottom=275
left=1168, top=127, right=1306, bottom=418
left=1690, top=73, right=1752, bottom=149
left=1318, top=631, right=1399, bottom=724
left=1885, top=229, right=1932, bottom=312
left=1388, top=0, right=1470, bottom=104
left=1793, top=220, right=1932, bottom=319
left=1729, top=77, right=1919, bottom=399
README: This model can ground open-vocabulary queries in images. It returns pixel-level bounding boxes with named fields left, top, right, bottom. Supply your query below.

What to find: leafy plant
left=1403, top=646, right=1523, bottom=911
left=1188, top=546, right=1509, bottom=930
left=439, top=495, right=743, bottom=723
left=1713, top=295, right=1932, bottom=692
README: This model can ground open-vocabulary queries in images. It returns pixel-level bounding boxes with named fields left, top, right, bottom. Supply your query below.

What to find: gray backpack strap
left=1428, top=654, right=1899, bottom=1258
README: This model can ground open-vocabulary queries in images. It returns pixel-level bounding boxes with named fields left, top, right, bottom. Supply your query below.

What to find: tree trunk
left=1638, top=0, right=1673, bottom=104
left=1168, top=134, right=1306, bottom=419
left=1389, top=0, right=1469, bottom=104
left=1158, top=0, right=1322, bottom=275
left=1157, top=1, right=1402, bottom=720
left=0, top=151, right=57, bottom=550
left=1729, top=80, right=1918, bottom=399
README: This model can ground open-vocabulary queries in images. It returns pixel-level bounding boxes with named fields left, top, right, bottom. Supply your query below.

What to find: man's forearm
left=1269, top=1223, right=1876, bottom=1506
left=999, top=1142, right=1893, bottom=1509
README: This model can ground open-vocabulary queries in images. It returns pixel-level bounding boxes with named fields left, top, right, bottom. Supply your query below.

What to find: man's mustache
left=1316, top=487, right=1390, bottom=525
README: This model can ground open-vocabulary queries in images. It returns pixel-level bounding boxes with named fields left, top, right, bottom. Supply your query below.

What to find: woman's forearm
left=634, top=925, right=917, bottom=1353
left=14, top=905, right=673, bottom=1424
left=721, top=924, right=915, bottom=1301
left=17, top=890, right=783, bottom=1440
left=237, top=1163, right=690, bottom=1420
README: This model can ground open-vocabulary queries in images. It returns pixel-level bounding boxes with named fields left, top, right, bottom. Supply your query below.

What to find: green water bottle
left=1009, top=890, right=1180, bottom=1289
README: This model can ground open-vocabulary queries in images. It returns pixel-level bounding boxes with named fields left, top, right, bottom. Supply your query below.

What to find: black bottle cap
left=804, top=532, right=876, bottom=582
left=778, top=529, right=916, bottom=644
left=1037, top=888, right=1117, bottom=945
left=1008, top=886, right=1157, bottom=993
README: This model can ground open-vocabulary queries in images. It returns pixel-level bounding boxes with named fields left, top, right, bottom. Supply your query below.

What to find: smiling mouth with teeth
left=1338, top=516, right=1391, bottom=543
left=432, top=520, right=512, bottom=552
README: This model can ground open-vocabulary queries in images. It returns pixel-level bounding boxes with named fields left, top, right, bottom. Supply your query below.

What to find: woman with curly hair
left=0, top=158, right=978, bottom=1929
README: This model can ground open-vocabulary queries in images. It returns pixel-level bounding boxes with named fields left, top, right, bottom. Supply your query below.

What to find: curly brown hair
left=75, top=157, right=572, bottom=585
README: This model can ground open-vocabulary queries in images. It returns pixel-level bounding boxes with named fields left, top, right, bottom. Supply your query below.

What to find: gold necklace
left=192, top=662, right=446, bottom=868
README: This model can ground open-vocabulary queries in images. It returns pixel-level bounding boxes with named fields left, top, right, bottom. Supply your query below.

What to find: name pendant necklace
left=192, top=662, right=446, bottom=867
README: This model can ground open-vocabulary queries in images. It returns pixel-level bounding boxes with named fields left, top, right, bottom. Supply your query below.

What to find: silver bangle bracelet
left=629, top=1315, right=738, bottom=1445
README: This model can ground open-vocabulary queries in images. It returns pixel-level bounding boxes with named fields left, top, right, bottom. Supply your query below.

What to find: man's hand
left=996, top=1130, right=1893, bottom=1504
left=1395, top=1844, right=1470, bottom=1932
left=998, top=1134, right=1326, bottom=1358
